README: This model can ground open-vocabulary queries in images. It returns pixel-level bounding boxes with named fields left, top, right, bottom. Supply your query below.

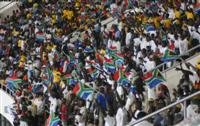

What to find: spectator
left=60, top=98, right=68, bottom=126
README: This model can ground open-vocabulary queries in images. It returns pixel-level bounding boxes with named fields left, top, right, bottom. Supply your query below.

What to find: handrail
left=135, top=44, right=200, bottom=78
left=127, top=90, right=200, bottom=126
left=0, top=1, right=14, bottom=10
left=160, top=44, right=200, bottom=72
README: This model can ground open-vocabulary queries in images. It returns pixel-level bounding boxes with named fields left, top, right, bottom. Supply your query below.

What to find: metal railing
left=127, top=90, right=200, bottom=126
left=0, top=1, right=14, bottom=10
left=0, top=114, right=13, bottom=126
left=162, top=45, right=200, bottom=73
left=126, top=44, right=200, bottom=125
left=162, top=44, right=199, bottom=70
left=0, top=83, right=15, bottom=97
left=135, top=44, right=200, bottom=79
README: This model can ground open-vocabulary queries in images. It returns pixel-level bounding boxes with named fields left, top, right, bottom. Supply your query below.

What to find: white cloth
left=116, top=108, right=128, bottom=126
left=179, top=39, right=188, bottom=55
left=187, top=104, right=199, bottom=118
left=34, top=98, right=44, bottom=115
left=20, top=121, right=28, bottom=126
left=104, top=115, right=116, bottom=126
left=75, top=115, right=85, bottom=126
left=147, top=87, right=157, bottom=100
left=174, top=38, right=180, bottom=48
left=144, top=59, right=155, bottom=72
left=140, top=38, right=147, bottom=50
left=49, top=96, right=58, bottom=114
left=149, top=40, right=157, bottom=52
left=125, top=32, right=132, bottom=46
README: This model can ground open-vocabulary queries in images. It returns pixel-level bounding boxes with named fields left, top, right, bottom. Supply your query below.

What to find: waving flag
left=161, top=49, right=178, bottom=62
left=73, top=82, right=94, bottom=100
left=36, top=31, right=45, bottom=42
left=107, top=46, right=117, bottom=54
left=194, top=3, right=200, bottom=14
left=6, top=78, right=22, bottom=91
left=86, top=61, right=100, bottom=80
left=46, top=68, right=54, bottom=85
left=54, top=50, right=63, bottom=61
left=113, top=69, right=129, bottom=86
left=143, top=69, right=165, bottom=89
left=84, top=46, right=94, bottom=53
left=112, top=53, right=124, bottom=66
left=104, top=57, right=116, bottom=74
left=95, top=53, right=104, bottom=64
left=46, top=113, right=61, bottom=126
left=113, top=69, right=123, bottom=81
left=63, top=74, right=77, bottom=86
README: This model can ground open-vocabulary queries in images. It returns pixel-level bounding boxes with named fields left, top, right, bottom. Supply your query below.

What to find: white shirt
left=48, top=51, right=54, bottom=66
left=168, top=8, right=175, bottom=19
left=179, top=39, right=188, bottom=55
left=126, top=32, right=132, bottom=46
left=49, top=96, right=58, bottom=114
left=167, top=33, right=175, bottom=41
left=104, top=115, right=116, bottom=126
left=158, top=46, right=167, bottom=55
left=174, top=38, right=180, bottom=48
left=144, top=59, right=156, bottom=72
left=112, top=40, right=121, bottom=52
left=140, top=38, right=147, bottom=50
left=187, top=104, right=199, bottom=118
left=20, top=121, right=28, bottom=126
left=116, top=108, right=128, bottom=126
left=75, top=115, right=85, bottom=126
left=149, top=40, right=157, bottom=52
left=34, top=98, right=44, bottom=115
left=133, top=37, right=141, bottom=47
left=147, top=87, right=157, bottom=100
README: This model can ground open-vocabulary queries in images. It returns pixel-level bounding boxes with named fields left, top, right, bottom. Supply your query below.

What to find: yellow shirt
left=163, top=19, right=171, bottom=28
left=12, top=30, right=19, bottom=36
left=52, top=15, right=56, bottom=24
left=153, top=17, right=160, bottom=28
left=63, top=10, right=74, bottom=20
left=75, top=2, right=80, bottom=8
left=100, top=49, right=106, bottom=56
left=18, top=40, right=22, bottom=48
left=59, top=81, right=65, bottom=89
left=185, top=12, right=194, bottom=19
left=53, top=70, right=61, bottom=83
left=27, top=13, right=32, bottom=19
left=175, top=10, right=181, bottom=19
left=20, top=55, right=26, bottom=62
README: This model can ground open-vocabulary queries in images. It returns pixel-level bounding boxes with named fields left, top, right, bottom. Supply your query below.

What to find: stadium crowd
left=0, top=0, right=200, bottom=126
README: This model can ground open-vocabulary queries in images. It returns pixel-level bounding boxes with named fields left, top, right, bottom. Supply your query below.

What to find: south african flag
left=73, top=82, right=94, bottom=100
left=142, top=69, right=166, bottom=89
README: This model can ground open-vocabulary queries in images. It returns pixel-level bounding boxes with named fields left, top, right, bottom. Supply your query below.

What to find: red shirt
left=60, top=104, right=68, bottom=120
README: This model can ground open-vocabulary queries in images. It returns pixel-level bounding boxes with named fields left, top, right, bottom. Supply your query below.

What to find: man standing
left=60, top=98, right=68, bottom=126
